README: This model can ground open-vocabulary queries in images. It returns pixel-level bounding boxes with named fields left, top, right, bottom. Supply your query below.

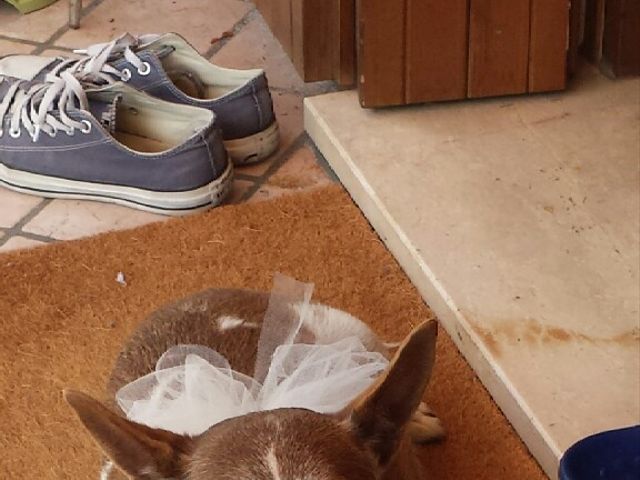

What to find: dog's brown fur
left=65, top=288, right=443, bottom=479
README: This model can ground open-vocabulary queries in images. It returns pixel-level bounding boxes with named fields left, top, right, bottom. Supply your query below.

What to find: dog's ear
left=64, top=390, right=194, bottom=478
left=347, top=321, right=438, bottom=466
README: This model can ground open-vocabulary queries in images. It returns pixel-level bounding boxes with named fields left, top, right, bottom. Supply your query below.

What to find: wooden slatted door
left=468, top=0, right=531, bottom=97
left=357, top=0, right=468, bottom=106
left=255, top=0, right=356, bottom=83
left=358, top=0, right=570, bottom=108
left=602, top=0, right=640, bottom=76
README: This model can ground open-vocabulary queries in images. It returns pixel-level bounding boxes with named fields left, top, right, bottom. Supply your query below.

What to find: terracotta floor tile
left=225, top=179, right=254, bottom=204
left=0, top=40, right=35, bottom=56
left=55, top=0, right=250, bottom=52
left=0, top=189, right=43, bottom=228
left=273, top=91, right=303, bottom=148
left=212, top=14, right=303, bottom=91
left=247, top=183, right=290, bottom=203
left=247, top=182, right=329, bottom=204
left=267, top=145, right=331, bottom=189
left=23, top=199, right=165, bottom=240
left=0, top=0, right=68, bottom=42
left=248, top=147, right=331, bottom=203
left=0, top=235, right=46, bottom=253
left=273, top=91, right=303, bottom=139
left=235, top=152, right=278, bottom=177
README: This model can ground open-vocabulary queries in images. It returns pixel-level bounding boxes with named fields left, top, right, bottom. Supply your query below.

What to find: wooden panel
left=567, top=0, right=584, bottom=77
left=290, top=0, right=305, bottom=75
left=255, top=0, right=356, bottom=83
left=582, top=0, right=606, bottom=62
left=331, top=0, right=356, bottom=85
left=358, top=0, right=406, bottom=107
left=405, top=0, right=469, bottom=102
left=301, top=0, right=335, bottom=81
left=603, top=0, right=640, bottom=76
left=468, top=0, right=531, bottom=98
left=529, top=0, right=569, bottom=92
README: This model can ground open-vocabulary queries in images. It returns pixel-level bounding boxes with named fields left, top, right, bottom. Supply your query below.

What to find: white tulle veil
left=115, top=274, right=389, bottom=436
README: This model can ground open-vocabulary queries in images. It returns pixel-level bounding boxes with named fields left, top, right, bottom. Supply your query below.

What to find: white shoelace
left=0, top=71, right=92, bottom=142
left=51, top=33, right=160, bottom=84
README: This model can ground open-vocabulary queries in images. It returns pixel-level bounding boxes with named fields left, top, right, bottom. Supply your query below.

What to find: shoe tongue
left=0, top=77, right=66, bottom=115
left=1, top=78, right=41, bottom=95
left=80, top=32, right=139, bottom=59
left=148, top=43, right=174, bottom=60
left=134, top=33, right=168, bottom=54
left=87, top=93, right=121, bottom=134
left=0, top=76, right=19, bottom=98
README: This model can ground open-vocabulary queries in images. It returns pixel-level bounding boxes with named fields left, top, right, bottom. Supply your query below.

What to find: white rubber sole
left=224, top=121, right=280, bottom=165
left=0, top=160, right=234, bottom=216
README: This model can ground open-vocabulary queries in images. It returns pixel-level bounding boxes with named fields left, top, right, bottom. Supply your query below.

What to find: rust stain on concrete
left=468, top=316, right=640, bottom=355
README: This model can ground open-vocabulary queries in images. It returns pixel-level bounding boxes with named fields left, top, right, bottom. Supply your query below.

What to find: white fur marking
left=266, top=447, right=282, bottom=480
left=217, top=316, right=260, bottom=331
left=99, top=460, right=113, bottom=480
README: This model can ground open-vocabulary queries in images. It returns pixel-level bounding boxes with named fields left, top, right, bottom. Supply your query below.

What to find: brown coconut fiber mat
left=0, top=186, right=546, bottom=479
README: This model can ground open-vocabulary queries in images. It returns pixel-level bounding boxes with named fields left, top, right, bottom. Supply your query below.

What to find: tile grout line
left=11, top=230, right=58, bottom=243
left=301, top=133, right=340, bottom=183
left=238, top=132, right=338, bottom=185
left=0, top=199, right=56, bottom=248
left=0, top=35, right=45, bottom=46
left=0, top=36, right=74, bottom=54
left=241, top=133, right=306, bottom=201
left=237, top=130, right=340, bottom=202
left=234, top=172, right=261, bottom=182
left=252, top=134, right=307, bottom=183
left=30, top=0, right=107, bottom=55
left=204, top=7, right=258, bottom=59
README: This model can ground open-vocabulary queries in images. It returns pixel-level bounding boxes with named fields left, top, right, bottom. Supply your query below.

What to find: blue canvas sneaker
left=0, top=33, right=279, bottom=165
left=0, top=73, right=232, bottom=215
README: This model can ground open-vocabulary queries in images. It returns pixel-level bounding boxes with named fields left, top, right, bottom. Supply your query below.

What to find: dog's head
left=65, top=321, right=437, bottom=480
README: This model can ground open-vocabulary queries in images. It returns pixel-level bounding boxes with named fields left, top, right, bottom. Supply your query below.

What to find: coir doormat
left=0, top=186, right=545, bottom=479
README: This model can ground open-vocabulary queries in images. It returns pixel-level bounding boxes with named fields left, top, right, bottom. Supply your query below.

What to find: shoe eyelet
left=80, top=120, right=92, bottom=134
left=48, top=129, right=58, bottom=138
left=137, top=62, right=151, bottom=76
left=121, top=68, right=132, bottom=81
left=9, top=128, right=21, bottom=139
left=66, top=128, right=75, bottom=136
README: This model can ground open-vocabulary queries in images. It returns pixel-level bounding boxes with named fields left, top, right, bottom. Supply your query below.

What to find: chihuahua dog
left=65, top=288, right=444, bottom=480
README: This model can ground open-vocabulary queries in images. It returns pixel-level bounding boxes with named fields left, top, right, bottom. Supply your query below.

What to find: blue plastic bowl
left=559, top=425, right=640, bottom=479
